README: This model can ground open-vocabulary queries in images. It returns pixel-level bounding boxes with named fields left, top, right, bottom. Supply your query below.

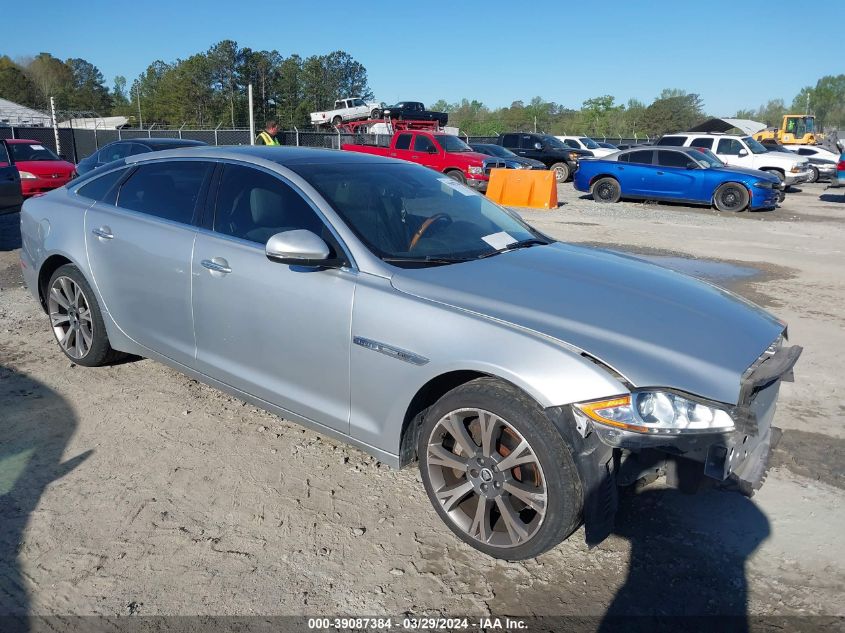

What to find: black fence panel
left=181, top=130, right=217, bottom=145
left=0, top=127, right=12, bottom=140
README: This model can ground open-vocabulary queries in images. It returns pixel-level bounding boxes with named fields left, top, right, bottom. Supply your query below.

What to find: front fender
left=349, top=275, right=627, bottom=458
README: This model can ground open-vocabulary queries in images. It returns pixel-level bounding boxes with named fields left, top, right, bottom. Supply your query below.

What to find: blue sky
left=4, top=1, right=843, bottom=115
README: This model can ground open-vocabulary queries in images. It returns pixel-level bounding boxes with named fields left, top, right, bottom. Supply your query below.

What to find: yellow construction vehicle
left=753, top=114, right=818, bottom=145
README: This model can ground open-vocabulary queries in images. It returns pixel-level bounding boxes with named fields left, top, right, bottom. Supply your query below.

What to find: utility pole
left=136, top=85, right=143, bottom=130
left=248, top=84, right=255, bottom=145
left=50, top=97, right=61, bottom=157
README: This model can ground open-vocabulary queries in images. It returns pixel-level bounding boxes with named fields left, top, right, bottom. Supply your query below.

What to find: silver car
left=19, top=146, right=801, bottom=560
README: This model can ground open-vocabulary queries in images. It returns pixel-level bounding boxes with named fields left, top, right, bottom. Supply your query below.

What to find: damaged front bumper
left=548, top=341, right=802, bottom=546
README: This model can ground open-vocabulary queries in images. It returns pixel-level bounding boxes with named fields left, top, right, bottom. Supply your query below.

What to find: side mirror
left=265, top=230, right=330, bottom=266
left=738, top=149, right=749, bottom=157
left=686, top=162, right=699, bottom=169
left=533, top=142, right=543, bottom=150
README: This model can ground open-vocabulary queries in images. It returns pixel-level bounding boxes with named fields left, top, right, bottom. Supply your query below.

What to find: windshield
left=434, top=134, right=472, bottom=152
left=291, top=162, right=543, bottom=265
left=742, top=136, right=769, bottom=155
left=9, top=143, right=60, bottom=162
left=541, top=135, right=568, bottom=150
left=690, top=148, right=724, bottom=168
left=580, top=137, right=601, bottom=149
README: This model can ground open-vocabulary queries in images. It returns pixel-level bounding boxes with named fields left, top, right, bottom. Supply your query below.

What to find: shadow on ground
left=0, top=366, right=90, bottom=632
left=598, top=485, right=769, bottom=632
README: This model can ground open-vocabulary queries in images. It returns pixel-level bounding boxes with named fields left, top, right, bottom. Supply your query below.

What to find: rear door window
left=690, top=138, right=714, bottom=150
left=117, top=160, right=214, bottom=225
left=501, top=134, right=519, bottom=148
left=520, top=135, right=538, bottom=149
left=657, top=151, right=690, bottom=168
left=627, top=150, right=654, bottom=165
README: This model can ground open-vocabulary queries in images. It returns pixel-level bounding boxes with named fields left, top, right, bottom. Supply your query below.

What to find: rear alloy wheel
left=714, top=183, right=750, bottom=212
left=550, top=162, right=570, bottom=182
left=591, top=177, right=621, bottom=203
left=806, top=166, right=819, bottom=183
left=47, top=264, right=121, bottom=366
left=418, top=378, right=582, bottom=560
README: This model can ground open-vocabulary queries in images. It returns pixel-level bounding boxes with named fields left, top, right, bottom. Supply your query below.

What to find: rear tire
left=713, top=183, right=750, bottom=212
left=331, top=115, right=342, bottom=127
left=445, top=169, right=466, bottom=184
left=591, top=177, right=621, bottom=203
left=417, top=377, right=583, bottom=560
left=47, top=264, right=123, bottom=366
left=550, top=162, right=570, bottom=182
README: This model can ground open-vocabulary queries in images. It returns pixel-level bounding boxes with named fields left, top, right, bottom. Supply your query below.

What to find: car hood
left=711, top=165, right=780, bottom=182
left=16, top=160, right=75, bottom=176
left=390, top=243, right=783, bottom=405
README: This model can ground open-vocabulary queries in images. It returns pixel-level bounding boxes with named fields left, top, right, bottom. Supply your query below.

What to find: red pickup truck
left=342, top=131, right=496, bottom=192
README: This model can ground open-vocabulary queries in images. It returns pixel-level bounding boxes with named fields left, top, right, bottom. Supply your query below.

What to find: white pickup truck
left=310, top=97, right=384, bottom=127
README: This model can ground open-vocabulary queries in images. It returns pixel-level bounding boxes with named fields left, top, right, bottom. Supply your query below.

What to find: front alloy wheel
left=425, top=408, right=548, bottom=549
left=418, top=378, right=583, bottom=559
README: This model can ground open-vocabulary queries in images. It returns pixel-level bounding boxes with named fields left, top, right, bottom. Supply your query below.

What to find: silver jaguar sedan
left=19, top=146, right=801, bottom=559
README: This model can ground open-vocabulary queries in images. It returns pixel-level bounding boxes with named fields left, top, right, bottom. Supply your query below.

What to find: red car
left=1, top=139, right=76, bottom=197
left=343, top=131, right=495, bottom=192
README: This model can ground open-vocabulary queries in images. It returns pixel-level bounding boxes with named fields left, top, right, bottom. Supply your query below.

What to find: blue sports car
left=574, top=146, right=782, bottom=211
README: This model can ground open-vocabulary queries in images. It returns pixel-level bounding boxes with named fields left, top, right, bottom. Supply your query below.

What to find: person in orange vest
left=255, top=120, right=281, bottom=145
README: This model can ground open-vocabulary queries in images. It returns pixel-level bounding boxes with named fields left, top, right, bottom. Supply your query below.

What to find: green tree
left=63, top=58, right=112, bottom=113
left=207, top=40, right=243, bottom=128
left=640, top=92, right=704, bottom=137
left=0, top=56, right=39, bottom=107
left=24, top=52, right=72, bottom=107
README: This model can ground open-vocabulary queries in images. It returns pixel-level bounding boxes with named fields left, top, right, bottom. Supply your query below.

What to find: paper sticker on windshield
left=31, top=145, right=45, bottom=151
left=438, top=177, right=474, bottom=196
left=482, top=231, right=516, bottom=250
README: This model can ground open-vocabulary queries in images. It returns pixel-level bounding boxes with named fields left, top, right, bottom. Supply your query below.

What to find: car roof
left=664, top=132, right=747, bottom=138
left=126, top=145, right=400, bottom=167
left=129, top=138, right=207, bottom=148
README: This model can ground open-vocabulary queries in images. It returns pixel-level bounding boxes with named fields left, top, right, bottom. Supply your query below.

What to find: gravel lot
left=1, top=181, right=843, bottom=622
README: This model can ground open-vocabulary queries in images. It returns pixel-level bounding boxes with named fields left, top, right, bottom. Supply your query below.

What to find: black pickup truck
left=382, top=101, right=448, bottom=126
left=496, top=132, right=593, bottom=182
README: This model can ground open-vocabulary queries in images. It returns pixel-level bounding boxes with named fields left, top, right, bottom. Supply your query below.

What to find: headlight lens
left=568, top=152, right=580, bottom=160
left=468, top=166, right=483, bottom=175
left=753, top=181, right=773, bottom=188
left=575, top=391, right=734, bottom=434
left=18, top=171, right=37, bottom=179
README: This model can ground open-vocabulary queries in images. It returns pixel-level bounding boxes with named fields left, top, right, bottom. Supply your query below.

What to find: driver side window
left=413, top=135, right=435, bottom=152
left=214, top=164, right=325, bottom=245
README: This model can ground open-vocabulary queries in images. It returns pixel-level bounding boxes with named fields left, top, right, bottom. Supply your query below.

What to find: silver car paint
left=20, top=146, right=782, bottom=468
left=391, top=242, right=783, bottom=406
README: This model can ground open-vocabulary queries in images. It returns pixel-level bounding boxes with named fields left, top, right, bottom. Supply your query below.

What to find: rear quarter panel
left=573, top=160, right=614, bottom=192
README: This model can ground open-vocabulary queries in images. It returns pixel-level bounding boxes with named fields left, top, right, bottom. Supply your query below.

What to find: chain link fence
left=0, top=124, right=657, bottom=162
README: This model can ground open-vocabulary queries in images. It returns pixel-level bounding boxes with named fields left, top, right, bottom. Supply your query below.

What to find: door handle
left=92, top=227, right=113, bottom=239
left=617, top=166, right=624, bottom=170
left=656, top=171, right=665, bottom=175
left=201, top=259, right=232, bottom=274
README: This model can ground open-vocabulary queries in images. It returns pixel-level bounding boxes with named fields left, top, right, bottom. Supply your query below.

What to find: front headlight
left=18, top=171, right=37, bottom=179
left=568, top=152, right=580, bottom=161
left=575, top=391, right=734, bottom=434
left=790, top=165, right=802, bottom=173
left=468, top=166, right=483, bottom=175
left=753, top=181, right=773, bottom=189
left=517, top=163, right=531, bottom=169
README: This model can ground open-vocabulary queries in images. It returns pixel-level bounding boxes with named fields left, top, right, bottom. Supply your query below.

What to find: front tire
left=713, top=183, right=750, bottom=212
left=418, top=378, right=583, bottom=560
left=806, top=166, right=819, bottom=183
left=370, top=109, right=381, bottom=119
left=550, top=162, right=570, bottom=182
left=445, top=169, right=466, bottom=184
left=331, top=115, right=342, bottom=127
left=47, top=264, right=122, bottom=366
left=591, top=177, right=621, bottom=203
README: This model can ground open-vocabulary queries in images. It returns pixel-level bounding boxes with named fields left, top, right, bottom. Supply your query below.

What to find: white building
left=0, top=97, right=52, bottom=126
